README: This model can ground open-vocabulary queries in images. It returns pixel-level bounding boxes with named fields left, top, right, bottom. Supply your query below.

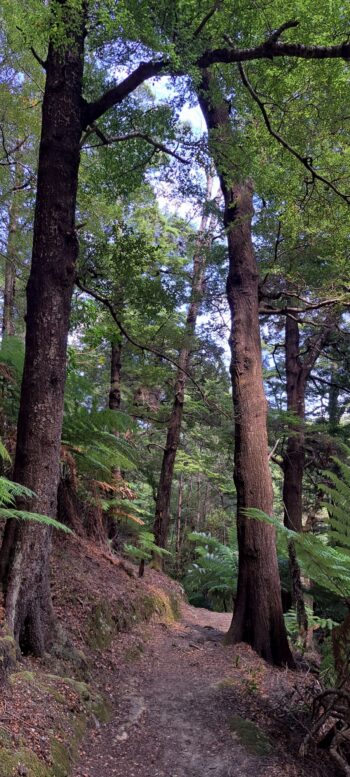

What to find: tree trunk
left=282, top=313, right=308, bottom=637
left=198, top=71, right=293, bottom=666
left=0, top=6, right=86, bottom=655
left=175, top=473, right=183, bottom=562
left=223, top=182, right=293, bottom=666
left=282, top=313, right=305, bottom=533
left=282, top=310, right=334, bottom=637
left=109, top=341, right=122, bottom=410
left=153, top=175, right=213, bottom=553
left=2, top=158, right=21, bottom=337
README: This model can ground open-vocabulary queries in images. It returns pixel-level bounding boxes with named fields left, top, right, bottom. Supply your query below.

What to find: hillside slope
left=0, top=535, right=337, bottom=777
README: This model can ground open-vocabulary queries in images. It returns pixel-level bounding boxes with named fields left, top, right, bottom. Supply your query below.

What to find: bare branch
left=75, top=278, right=204, bottom=393
left=259, top=297, right=348, bottom=316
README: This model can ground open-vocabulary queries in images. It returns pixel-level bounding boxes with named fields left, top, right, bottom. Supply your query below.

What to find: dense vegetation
left=1, top=0, right=350, bottom=770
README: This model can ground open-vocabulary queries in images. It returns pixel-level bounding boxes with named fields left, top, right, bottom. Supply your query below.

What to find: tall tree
left=153, top=172, right=215, bottom=554
left=197, top=70, right=293, bottom=665
left=0, top=1, right=166, bottom=654
left=3, top=0, right=350, bottom=655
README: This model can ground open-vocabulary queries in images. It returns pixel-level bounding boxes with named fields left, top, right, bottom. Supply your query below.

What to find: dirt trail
left=73, top=604, right=331, bottom=777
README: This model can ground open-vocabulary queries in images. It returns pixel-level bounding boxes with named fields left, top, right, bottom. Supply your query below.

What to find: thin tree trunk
left=282, top=310, right=335, bottom=637
left=328, top=366, right=341, bottom=432
left=2, top=172, right=19, bottom=338
left=175, top=473, right=184, bottom=556
left=282, top=313, right=308, bottom=636
left=0, top=6, right=86, bottom=655
left=153, top=174, right=213, bottom=553
left=109, top=340, right=122, bottom=410
left=198, top=70, right=294, bottom=666
left=283, top=313, right=305, bottom=533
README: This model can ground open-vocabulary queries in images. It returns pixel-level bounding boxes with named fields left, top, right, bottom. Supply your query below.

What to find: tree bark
left=282, top=310, right=335, bottom=637
left=283, top=313, right=305, bottom=533
left=175, top=473, right=184, bottom=557
left=0, top=3, right=163, bottom=655
left=153, top=174, right=213, bottom=553
left=0, top=5, right=86, bottom=654
left=109, top=341, right=122, bottom=410
left=2, top=158, right=21, bottom=338
left=223, top=182, right=293, bottom=665
left=198, top=70, right=294, bottom=666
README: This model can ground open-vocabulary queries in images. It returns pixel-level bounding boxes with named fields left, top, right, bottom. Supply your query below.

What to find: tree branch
left=30, top=47, right=47, bottom=70
left=83, top=60, right=166, bottom=127
left=193, top=1, right=224, bottom=39
left=199, top=37, right=350, bottom=67
left=266, top=20, right=300, bottom=44
left=238, top=62, right=350, bottom=205
left=75, top=278, right=204, bottom=394
left=259, top=298, right=348, bottom=316
left=80, top=124, right=189, bottom=163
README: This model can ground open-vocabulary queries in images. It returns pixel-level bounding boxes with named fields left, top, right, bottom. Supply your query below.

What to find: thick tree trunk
left=0, top=7, right=86, bottom=655
left=223, top=182, right=293, bottom=666
left=153, top=176, right=213, bottom=552
left=198, top=71, right=293, bottom=666
left=109, top=341, right=122, bottom=410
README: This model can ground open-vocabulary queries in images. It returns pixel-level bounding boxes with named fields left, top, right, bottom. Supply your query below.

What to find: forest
left=1, top=1, right=350, bottom=775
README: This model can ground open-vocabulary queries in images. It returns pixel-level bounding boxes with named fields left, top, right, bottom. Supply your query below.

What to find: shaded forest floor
left=72, top=603, right=335, bottom=777
left=0, top=536, right=338, bottom=776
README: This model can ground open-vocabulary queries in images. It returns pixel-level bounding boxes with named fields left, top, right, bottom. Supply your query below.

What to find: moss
left=87, top=588, right=180, bottom=650
left=0, top=635, right=17, bottom=683
left=0, top=746, right=51, bottom=777
left=229, top=716, right=272, bottom=756
left=10, top=670, right=36, bottom=685
left=50, top=740, right=71, bottom=777
left=0, top=726, right=12, bottom=747
left=62, top=677, right=111, bottom=722
left=50, top=715, right=87, bottom=777
left=124, top=642, right=144, bottom=662
left=132, top=589, right=180, bottom=625
left=87, top=602, right=115, bottom=649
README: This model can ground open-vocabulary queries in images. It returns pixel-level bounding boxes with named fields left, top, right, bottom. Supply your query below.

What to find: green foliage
left=183, top=529, right=237, bottom=611
left=246, top=507, right=350, bottom=600
left=284, top=605, right=336, bottom=640
left=124, top=530, right=171, bottom=563
left=0, top=448, right=71, bottom=533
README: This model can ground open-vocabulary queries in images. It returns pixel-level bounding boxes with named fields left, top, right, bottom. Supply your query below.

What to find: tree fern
left=184, top=529, right=238, bottom=611
left=246, top=508, right=350, bottom=600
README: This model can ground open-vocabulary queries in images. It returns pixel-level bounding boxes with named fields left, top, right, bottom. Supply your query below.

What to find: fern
left=284, top=605, right=337, bottom=639
left=184, top=529, right=238, bottom=611
left=124, top=530, right=171, bottom=562
left=0, top=476, right=71, bottom=532
left=0, top=439, right=71, bottom=532
left=246, top=507, right=350, bottom=600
